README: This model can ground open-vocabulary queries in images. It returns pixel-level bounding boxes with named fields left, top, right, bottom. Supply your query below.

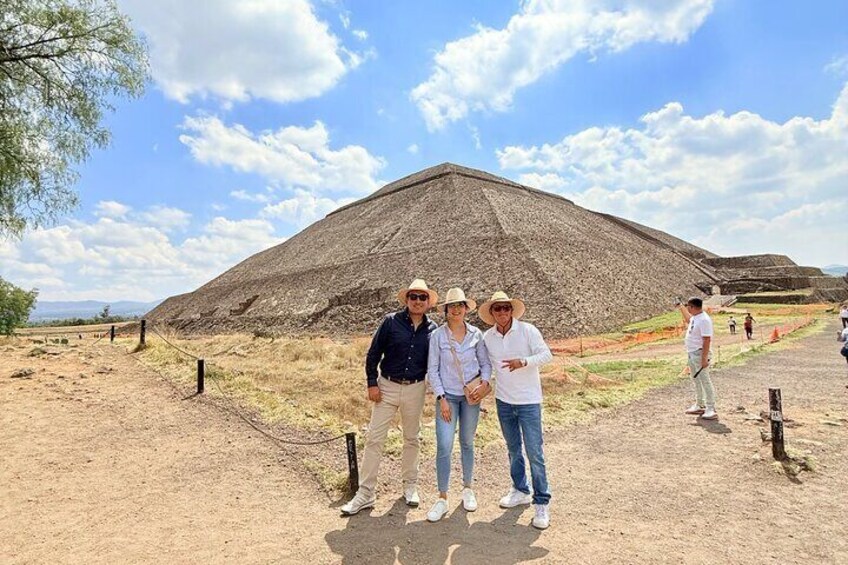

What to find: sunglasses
left=447, top=302, right=467, bottom=309
left=407, top=292, right=430, bottom=302
left=491, top=304, right=513, bottom=313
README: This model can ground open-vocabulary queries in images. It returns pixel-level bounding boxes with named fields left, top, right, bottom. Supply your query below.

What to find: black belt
left=382, top=375, right=422, bottom=385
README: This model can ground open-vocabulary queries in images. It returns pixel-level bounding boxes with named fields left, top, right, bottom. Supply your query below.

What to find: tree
left=0, top=0, right=148, bottom=237
left=0, top=276, right=37, bottom=335
left=96, top=303, right=110, bottom=321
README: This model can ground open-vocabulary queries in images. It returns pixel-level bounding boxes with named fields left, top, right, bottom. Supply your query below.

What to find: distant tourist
left=840, top=305, right=848, bottom=329
left=340, top=279, right=439, bottom=516
left=425, top=288, right=492, bottom=523
left=728, top=316, right=737, bottom=335
left=679, top=297, right=718, bottom=420
left=480, top=291, right=553, bottom=530
left=744, top=313, right=756, bottom=340
left=840, top=325, right=848, bottom=368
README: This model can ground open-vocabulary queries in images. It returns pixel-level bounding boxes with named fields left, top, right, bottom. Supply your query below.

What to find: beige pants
left=358, top=378, right=426, bottom=497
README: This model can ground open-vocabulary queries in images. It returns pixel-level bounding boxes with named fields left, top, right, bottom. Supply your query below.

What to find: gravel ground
left=2, top=321, right=846, bottom=564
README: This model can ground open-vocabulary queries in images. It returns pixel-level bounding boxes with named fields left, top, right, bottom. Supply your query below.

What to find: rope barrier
left=145, top=322, right=347, bottom=447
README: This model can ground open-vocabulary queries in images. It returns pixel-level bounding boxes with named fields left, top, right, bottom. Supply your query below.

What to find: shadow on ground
left=325, top=498, right=548, bottom=564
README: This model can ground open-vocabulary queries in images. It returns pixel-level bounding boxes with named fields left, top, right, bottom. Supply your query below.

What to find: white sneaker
left=340, top=491, right=375, bottom=516
left=427, top=498, right=449, bottom=522
left=462, top=487, right=478, bottom=512
left=532, top=504, right=550, bottom=530
left=499, top=487, right=532, bottom=508
left=700, top=407, right=718, bottom=420
left=404, top=486, right=420, bottom=507
left=685, top=404, right=705, bottom=415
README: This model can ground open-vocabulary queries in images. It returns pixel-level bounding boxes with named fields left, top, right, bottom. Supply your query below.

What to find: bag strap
left=445, top=325, right=469, bottom=390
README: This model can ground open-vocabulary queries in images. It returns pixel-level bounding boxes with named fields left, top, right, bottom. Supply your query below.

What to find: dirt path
left=2, top=323, right=847, bottom=564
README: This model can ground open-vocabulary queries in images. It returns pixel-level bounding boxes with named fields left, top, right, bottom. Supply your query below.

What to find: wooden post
left=769, top=387, right=786, bottom=461
left=197, top=359, right=205, bottom=394
left=345, top=432, right=359, bottom=493
left=110, top=325, right=116, bottom=343
left=140, top=319, right=146, bottom=346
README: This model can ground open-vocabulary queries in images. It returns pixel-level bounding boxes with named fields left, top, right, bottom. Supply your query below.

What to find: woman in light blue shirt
left=425, top=288, right=492, bottom=522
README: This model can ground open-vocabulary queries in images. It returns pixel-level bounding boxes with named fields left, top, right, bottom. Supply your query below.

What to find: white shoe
left=700, top=407, right=718, bottom=420
left=340, top=491, right=375, bottom=516
left=499, top=487, right=532, bottom=508
left=532, top=504, right=550, bottom=530
left=462, top=487, right=478, bottom=512
left=404, top=486, right=420, bottom=507
left=427, top=498, right=449, bottom=522
left=685, top=404, right=705, bottom=415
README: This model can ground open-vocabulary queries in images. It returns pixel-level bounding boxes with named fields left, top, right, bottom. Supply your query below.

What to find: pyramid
left=149, top=163, right=722, bottom=338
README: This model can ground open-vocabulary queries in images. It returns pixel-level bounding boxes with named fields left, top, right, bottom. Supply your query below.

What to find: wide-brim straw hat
left=478, top=291, right=526, bottom=325
left=437, top=287, right=477, bottom=311
left=396, top=278, right=439, bottom=307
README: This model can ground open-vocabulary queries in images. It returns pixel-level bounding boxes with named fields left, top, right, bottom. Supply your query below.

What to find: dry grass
left=126, top=304, right=830, bottom=470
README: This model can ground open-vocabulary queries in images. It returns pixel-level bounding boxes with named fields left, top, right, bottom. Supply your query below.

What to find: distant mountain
left=29, top=299, right=163, bottom=322
left=823, top=264, right=848, bottom=277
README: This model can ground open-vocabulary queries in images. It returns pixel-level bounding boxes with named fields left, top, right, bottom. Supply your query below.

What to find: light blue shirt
left=427, top=323, right=492, bottom=397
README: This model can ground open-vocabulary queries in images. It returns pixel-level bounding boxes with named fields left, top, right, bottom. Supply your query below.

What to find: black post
left=345, top=432, right=359, bottom=493
left=110, top=325, right=116, bottom=343
left=197, top=359, right=205, bottom=394
left=769, top=387, right=786, bottom=461
left=140, top=319, right=146, bottom=346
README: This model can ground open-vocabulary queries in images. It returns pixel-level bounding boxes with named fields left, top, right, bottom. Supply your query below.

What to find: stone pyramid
left=149, top=163, right=720, bottom=337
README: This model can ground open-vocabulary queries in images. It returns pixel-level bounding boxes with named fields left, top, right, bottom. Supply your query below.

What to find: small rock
left=819, top=420, right=842, bottom=427
left=10, top=368, right=35, bottom=378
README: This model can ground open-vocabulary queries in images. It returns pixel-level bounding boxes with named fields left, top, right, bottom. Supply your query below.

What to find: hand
left=367, top=385, right=382, bottom=403
left=701, top=359, right=709, bottom=369
left=439, top=397, right=452, bottom=423
left=502, top=359, right=526, bottom=372
left=470, top=381, right=491, bottom=403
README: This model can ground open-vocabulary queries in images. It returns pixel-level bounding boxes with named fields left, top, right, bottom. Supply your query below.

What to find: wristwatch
left=436, top=394, right=445, bottom=401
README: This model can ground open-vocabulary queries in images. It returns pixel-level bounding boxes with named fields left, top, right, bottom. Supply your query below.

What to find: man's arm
left=365, top=317, right=390, bottom=387
left=523, top=325, right=553, bottom=368
left=678, top=303, right=692, bottom=323
left=701, top=336, right=711, bottom=368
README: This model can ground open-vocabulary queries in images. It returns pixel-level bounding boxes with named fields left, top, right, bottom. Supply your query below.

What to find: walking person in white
left=480, top=291, right=553, bottom=530
left=679, top=297, right=718, bottom=420
left=425, top=288, right=492, bottom=522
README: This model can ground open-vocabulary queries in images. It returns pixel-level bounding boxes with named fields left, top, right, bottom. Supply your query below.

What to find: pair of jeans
left=435, top=393, right=480, bottom=493
left=495, top=399, right=551, bottom=505
left=688, top=350, right=716, bottom=408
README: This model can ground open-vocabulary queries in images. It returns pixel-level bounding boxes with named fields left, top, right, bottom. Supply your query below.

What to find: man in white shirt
left=480, top=291, right=553, bottom=530
left=679, top=297, right=718, bottom=420
left=840, top=305, right=848, bottom=329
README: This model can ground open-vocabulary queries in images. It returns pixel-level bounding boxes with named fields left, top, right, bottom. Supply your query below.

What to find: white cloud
left=138, top=206, right=192, bottom=232
left=230, top=189, right=274, bottom=204
left=407, top=143, right=419, bottom=155
left=260, top=189, right=354, bottom=228
left=121, top=0, right=362, bottom=104
left=498, top=83, right=848, bottom=266
left=411, top=0, right=714, bottom=130
left=94, top=201, right=131, bottom=219
left=1, top=205, right=282, bottom=301
left=825, top=54, right=848, bottom=77
left=353, top=29, right=368, bottom=41
left=179, top=116, right=386, bottom=195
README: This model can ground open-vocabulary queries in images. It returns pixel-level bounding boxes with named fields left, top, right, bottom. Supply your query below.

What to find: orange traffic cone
left=769, top=327, right=780, bottom=343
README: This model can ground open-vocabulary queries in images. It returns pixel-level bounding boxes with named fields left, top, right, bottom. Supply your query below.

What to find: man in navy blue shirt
left=341, top=279, right=438, bottom=516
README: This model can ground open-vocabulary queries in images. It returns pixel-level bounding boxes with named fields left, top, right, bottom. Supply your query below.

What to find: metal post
left=769, top=387, right=786, bottom=461
left=140, top=319, right=147, bottom=346
left=345, top=432, right=359, bottom=493
left=197, top=359, right=205, bottom=394
left=110, top=325, right=116, bottom=343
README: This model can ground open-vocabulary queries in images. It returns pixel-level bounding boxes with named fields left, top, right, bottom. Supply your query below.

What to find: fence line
left=145, top=323, right=349, bottom=447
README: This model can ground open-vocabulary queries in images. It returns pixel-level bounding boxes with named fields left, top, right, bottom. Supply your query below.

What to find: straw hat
left=437, top=287, right=477, bottom=311
left=478, top=291, right=526, bottom=325
left=396, top=278, right=439, bottom=306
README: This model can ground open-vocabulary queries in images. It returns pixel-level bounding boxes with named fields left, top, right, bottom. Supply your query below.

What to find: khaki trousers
left=358, top=378, right=426, bottom=497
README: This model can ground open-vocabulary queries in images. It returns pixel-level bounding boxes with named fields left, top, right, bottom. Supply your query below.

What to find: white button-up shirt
left=483, top=319, right=552, bottom=405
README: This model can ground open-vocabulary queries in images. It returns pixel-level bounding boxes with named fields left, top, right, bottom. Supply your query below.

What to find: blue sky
left=2, top=0, right=847, bottom=301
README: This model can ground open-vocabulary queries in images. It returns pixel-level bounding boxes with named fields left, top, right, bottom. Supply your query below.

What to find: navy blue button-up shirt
left=366, top=308, right=437, bottom=386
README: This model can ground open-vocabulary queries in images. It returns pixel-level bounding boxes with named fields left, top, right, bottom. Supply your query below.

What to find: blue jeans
left=435, top=393, right=481, bottom=493
left=496, top=399, right=551, bottom=505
